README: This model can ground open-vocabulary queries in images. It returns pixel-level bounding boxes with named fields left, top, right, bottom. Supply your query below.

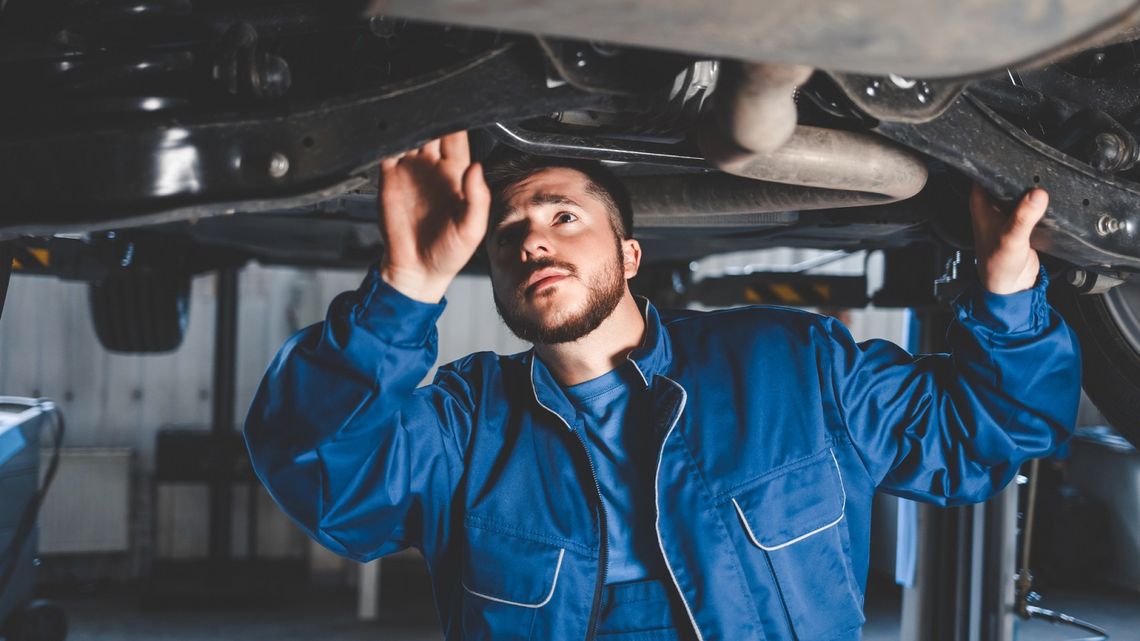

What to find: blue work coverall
left=244, top=264, right=1081, bottom=641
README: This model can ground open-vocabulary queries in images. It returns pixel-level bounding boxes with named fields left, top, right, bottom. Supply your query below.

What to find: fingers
left=420, top=137, right=441, bottom=161
left=383, top=131, right=468, bottom=169
left=968, top=183, right=999, bottom=245
left=1007, top=188, right=1048, bottom=238
left=968, top=183, right=1048, bottom=240
left=440, top=130, right=471, bottom=165
left=968, top=183, right=1002, bottom=224
left=462, top=162, right=491, bottom=228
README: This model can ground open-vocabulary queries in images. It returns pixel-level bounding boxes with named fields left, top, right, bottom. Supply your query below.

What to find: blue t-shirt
left=563, top=363, right=668, bottom=585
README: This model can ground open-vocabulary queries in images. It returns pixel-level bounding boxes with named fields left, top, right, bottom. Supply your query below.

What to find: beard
left=493, top=241, right=626, bottom=345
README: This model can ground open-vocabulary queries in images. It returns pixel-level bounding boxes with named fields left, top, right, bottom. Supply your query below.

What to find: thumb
left=1006, top=188, right=1048, bottom=239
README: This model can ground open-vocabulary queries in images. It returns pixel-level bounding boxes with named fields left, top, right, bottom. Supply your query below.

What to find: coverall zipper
left=532, top=393, right=609, bottom=641
left=571, top=426, right=609, bottom=641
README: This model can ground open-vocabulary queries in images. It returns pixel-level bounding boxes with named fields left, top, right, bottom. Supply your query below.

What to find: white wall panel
left=0, top=264, right=529, bottom=565
left=1, top=255, right=903, bottom=567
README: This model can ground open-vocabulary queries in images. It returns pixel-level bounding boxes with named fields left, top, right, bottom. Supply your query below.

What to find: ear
left=621, top=238, right=642, bottom=279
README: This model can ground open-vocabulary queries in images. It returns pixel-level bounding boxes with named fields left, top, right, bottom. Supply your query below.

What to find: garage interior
left=1, top=249, right=1138, bottom=641
left=3, top=1, right=1140, bottom=640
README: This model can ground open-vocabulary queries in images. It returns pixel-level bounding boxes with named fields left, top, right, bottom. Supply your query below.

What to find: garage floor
left=51, top=580, right=1140, bottom=641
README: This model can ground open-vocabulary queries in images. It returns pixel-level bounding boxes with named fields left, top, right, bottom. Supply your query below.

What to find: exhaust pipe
left=699, top=62, right=928, bottom=205
left=489, top=62, right=928, bottom=225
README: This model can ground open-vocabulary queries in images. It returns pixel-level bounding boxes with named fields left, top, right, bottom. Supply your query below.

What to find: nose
left=519, top=224, right=552, bottom=262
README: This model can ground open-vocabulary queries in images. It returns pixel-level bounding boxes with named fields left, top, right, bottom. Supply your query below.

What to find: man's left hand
left=969, top=184, right=1049, bottom=295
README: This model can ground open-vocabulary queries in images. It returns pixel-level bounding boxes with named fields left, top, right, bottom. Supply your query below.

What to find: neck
left=534, top=290, right=647, bottom=386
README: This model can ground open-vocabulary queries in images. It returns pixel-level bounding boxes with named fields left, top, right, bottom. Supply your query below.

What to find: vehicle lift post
left=899, top=307, right=1019, bottom=641
left=208, top=266, right=239, bottom=578
left=1, top=243, right=12, bottom=321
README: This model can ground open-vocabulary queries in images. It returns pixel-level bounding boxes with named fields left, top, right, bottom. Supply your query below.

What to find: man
left=244, top=130, right=1080, bottom=641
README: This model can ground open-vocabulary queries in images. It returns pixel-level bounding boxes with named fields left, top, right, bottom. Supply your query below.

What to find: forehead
left=500, top=167, right=603, bottom=211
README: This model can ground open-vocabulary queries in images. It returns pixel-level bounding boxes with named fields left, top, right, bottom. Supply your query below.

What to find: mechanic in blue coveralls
left=244, top=131, right=1080, bottom=641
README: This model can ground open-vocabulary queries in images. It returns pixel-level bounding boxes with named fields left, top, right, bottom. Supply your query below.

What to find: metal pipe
left=491, top=55, right=929, bottom=222
left=698, top=61, right=927, bottom=205
left=624, top=173, right=896, bottom=228
left=712, top=62, right=813, bottom=154
left=700, top=121, right=929, bottom=204
left=488, top=123, right=707, bottom=168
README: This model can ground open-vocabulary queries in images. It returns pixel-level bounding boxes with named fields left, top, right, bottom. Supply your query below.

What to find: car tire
left=88, top=268, right=190, bottom=353
left=1052, top=278, right=1140, bottom=448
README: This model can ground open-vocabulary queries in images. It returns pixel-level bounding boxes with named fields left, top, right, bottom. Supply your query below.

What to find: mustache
left=517, top=258, right=578, bottom=291
left=522, top=255, right=574, bottom=278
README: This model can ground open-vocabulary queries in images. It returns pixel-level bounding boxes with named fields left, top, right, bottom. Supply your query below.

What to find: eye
left=555, top=212, right=578, bottom=224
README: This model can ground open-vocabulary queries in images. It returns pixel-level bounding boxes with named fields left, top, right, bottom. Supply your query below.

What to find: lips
left=523, top=268, right=571, bottom=295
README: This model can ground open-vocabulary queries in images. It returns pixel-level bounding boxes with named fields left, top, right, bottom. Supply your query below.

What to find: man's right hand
left=378, top=130, right=491, bottom=303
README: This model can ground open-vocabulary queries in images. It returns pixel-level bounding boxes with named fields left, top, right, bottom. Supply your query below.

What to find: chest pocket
left=461, top=519, right=565, bottom=641
left=730, top=448, right=865, bottom=640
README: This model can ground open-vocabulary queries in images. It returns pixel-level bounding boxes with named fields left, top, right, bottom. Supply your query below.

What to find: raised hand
left=969, top=184, right=1048, bottom=295
left=378, top=131, right=491, bottom=303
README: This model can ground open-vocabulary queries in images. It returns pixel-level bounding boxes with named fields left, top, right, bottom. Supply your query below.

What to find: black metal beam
left=0, top=42, right=601, bottom=236
left=877, top=95, right=1140, bottom=272
left=0, top=243, right=11, bottom=321
left=209, top=267, right=239, bottom=571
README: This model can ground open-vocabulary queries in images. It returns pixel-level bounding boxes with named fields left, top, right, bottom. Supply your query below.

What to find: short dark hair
left=483, top=153, right=634, bottom=239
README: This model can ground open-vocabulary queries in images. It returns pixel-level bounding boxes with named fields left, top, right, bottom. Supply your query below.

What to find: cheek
left=487, top=268, right=510, bottom=294
left=487, top=262, right=511, bottom=292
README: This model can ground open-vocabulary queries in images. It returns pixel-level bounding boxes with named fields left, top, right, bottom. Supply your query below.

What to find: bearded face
left=492, top=236, right=626, bottom=344
left=485, top=167, right=637, bottom=346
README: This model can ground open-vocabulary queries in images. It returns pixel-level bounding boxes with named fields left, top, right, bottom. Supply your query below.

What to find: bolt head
left=1066, top=268, right=1088, bottom=288
left=888, top=73, right=916, bottom=89
left=1095, top=214, right=1122, bottom=236
left=268, top=153, right=290, bottom=178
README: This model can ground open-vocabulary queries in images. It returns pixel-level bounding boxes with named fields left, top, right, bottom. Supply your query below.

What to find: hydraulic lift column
left=208, top=267, right=239, bottom=575
left=899, top=308, right=1019, bottom=641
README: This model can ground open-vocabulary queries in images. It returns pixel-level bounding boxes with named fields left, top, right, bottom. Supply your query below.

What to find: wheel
left=1053, top=278, right=1140, bottom=448
left=88, top=267, right=190, bottom=353
left=5, top=599, right=67, bottom=641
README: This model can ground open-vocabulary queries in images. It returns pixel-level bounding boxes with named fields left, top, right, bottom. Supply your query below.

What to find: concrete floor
left=49, top=580, right=1139, bottom=641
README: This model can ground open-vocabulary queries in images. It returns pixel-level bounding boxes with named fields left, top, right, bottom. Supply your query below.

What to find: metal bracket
left=536, top=36, right=695, bottom=95
left=932, top=250, right=965, bottom=300
left=877, top=94, right=1140, bottom=271
left=828, top=73, right=966, bottom=124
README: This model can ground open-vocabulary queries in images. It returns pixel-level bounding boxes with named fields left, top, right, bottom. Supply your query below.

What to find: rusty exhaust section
left=713, top=63, right=813, bottom=154
left=697, top=62, right=928, bottom=207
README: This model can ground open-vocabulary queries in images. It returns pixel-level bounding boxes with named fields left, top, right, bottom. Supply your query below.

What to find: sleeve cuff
left=956, top=265, right=1050, bottom=334
left=353, top=264, right=448, bottom=346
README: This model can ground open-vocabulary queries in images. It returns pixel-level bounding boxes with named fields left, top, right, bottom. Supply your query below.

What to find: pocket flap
left=731, top=449, right=846, bottom=551
left=462, top=521, right=565, bottom=608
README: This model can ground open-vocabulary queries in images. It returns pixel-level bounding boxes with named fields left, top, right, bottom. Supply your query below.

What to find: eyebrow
left=493, top=193, right=584, bottom=231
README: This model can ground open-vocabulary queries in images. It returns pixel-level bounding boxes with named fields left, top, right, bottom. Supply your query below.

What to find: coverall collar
left=528, top=297, right=673, bottom=429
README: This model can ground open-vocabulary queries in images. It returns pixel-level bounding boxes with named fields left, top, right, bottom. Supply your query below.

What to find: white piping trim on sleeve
left=461, top=548, right=565, bottom=609
left=732, top=449, right=847, bottom=552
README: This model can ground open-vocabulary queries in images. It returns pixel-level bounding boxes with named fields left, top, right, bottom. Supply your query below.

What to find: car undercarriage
left=1, top=0, right=1139, bottom=447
